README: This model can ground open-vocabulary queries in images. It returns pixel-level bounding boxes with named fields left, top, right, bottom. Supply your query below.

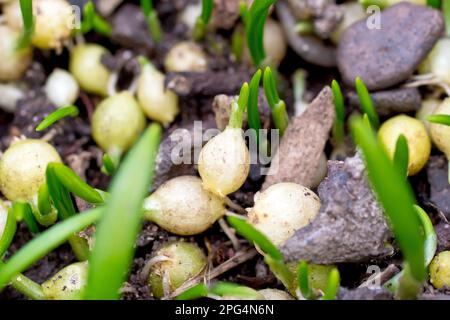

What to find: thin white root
left=162, top=269, right=172, bottom=298
left=404, top=76, right=450, bottom=97
left=107, top=73, right=119, bottom=97
left=224, top=196, right=247, bottom=214
left=218, top=218, right=240, bottom=251
left=139, top=255, right=172, bottom=282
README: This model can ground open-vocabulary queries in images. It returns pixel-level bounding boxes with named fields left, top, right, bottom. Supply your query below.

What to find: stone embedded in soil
left=348, top=87, right=421, bottom=117
left=436, top=220, right=450, bottom=253
left=427, top=156, right=450, bottom=219
left=262, top=86, right=335, bottom=190
left=281, top=154, right=392, bottom=264
left=337, top=2, right=444, bottom=91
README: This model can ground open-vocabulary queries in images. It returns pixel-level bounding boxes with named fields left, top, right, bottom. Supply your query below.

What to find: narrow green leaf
left=13, top=202, right=39, bottom=234
left=414, top=205, right=437, bottom=267
left=355, top=77, right=380, bottom=129
left=443, top=0, right=450, bottom=37
left=49, top=163, right=103, bottom=204
left=193, top=0, right=214, bottom=40
left=0, top=209, right=17, bottom=258
left=228, top=83, right=249, bottom=129
left=36, top=106, right=79, bottom=132
left=264, top=255, right=295, bottom=294
left=81, top=1, right=112, bottom=37
left=331, top=80, right=346, bottom=144
left=0, top=208, right=103, bottom=291
left=263, top=67, right=289, bottom=136
left=86, top=124, right=162, bottom=300
left=175, top=283, right=209, bottom=300
left=239, top=1, right=249, bottom=24
left=321, top=268, right=340, bottom=300
left=102, top=153, right=117, bottom=176
left=393, top=134, right=409, bottom=178
left=210, top=282, right=262, bottom=299
left=426, top=0, right=441, bottom=8
left=140, top=0, right=162, bottom=43
left=17, top=0, right=34, bottom=50
left=246, top=0, right=277, bottom=66
left=350, top=116, right=425, bottom=282
left=226, top=215, right=283, bottom=261
left=297, top=261, right=314, bottom=300
left=426, top=114, right=450, bottom=126
left=248, top=70, right=262, bottom=133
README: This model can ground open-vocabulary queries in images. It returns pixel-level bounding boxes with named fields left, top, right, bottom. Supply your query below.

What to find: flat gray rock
left=427, top=156, right=450, bottom=219
left=337, top=2, right=444, bottom=90
left=281, top=154, right=392, bottom=264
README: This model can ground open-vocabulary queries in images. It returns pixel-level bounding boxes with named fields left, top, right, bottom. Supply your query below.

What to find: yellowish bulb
left=378, top=114, right=431, bottom=176
left=69, top=44, right=111, bottom=96
left=92, top=92, right=146, bottom=155
left=248, top=183, right=321, bottom=247
left=4, top=0, right=75, bottom=50
left=0, top=139, right=62, bottom=202
left=148, top=242, right=207, bottom=299
left=42, top=262, right=88, bottom=300
left=0, top=25, right=32, bottom=82
left=430, top=98, right=450, bottom=158
left=416, top=99, right=441, bottom=134
left=198, top=127, right=250, bottom=197
left=429, top=251, right=450, bottom=289
left=259, top=289, right=294, bottom=300
left=144, top=176, right=226, bottom=235
left=164, top=41, right=208, bottom=72
left=137, top=64, right=179, bottom=125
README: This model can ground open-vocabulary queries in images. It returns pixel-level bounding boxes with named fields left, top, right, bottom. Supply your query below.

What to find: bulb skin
left=430, top=98, right=450, bottom=159
left=42, top=262, right=88, bottom=300
left=0, top=25, right=32, bottom=82
left=0, top=139, right=62, bottom=202
left=144, top=176, right=226, bottom=235
left=248, top=183, right=321, bottom=246
left=429, top=251, right=450, bottom=289
left=378, top=114, right=431, bottom=176
left=164, top=41, right=208, bottom=72
left=45, top=68, right=80, bottom=107
left=92, top=92, right=146, bottom=154
left=148, top=242, right=207, bottom=299
left=198, top=128, right=250, bottom=197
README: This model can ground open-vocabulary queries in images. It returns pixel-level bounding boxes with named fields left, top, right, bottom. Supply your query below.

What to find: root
left=404, top=75, right=450, bottom=96
left=166, top=247, right=258, bottom=299
left=218, top=218, right=240, bottom=251
left=138, top=255, right=172, bottom=283
left=223, top=196, right=247, bottom=215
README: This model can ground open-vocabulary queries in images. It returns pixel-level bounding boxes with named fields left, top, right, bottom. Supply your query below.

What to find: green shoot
left=226, top=215, right=282, bottom=261
left=246, top=0, right=277, bottom=66
left=393, top=134, right=409, bottom=178
left=443, top=0, right=450, bottom=37
left=228, top=83, right=250, bottom=129
left=102, top=153, right=117, bottom=176
left=426, top=114, right=450, bottom=126
left=239, top=1, right=249, bottom=24
left=427, top=0, right=441, bottom=9
left=193, top=0, right=214, bottom=41
left=293, top=70, right=308, bottom=115
left=210, top=282, right=262, bottom=299
left=0, top=208, right=103, bottom=291
left=175, top=283, right=209, bottom=300
left=248, top=70, right=263, bottom=146
left=49, top=163, right=103, bottom=204
left=0, top=209, right=17, bottom=257
left=355, top=77, right=379, bottom=129
left=0, top=262, right=45, bottom=300
left=231, top=27, right=245, bottom=62
left=415, top=205, right=437, bottom=266
left=359, top=0, right=388, bottom=9
left=86, top=124, right=161, bottom=300
left=80, top=1, right=112, bottom=37
left=37, top=183, right=52, bottom=217
left=350, top=116, right=425, bottom=284
left=331, top=80, right=346, bottom=144
left=140, top=0, right=163, bottom=43
left=36, top=106, right=79, bottom=132
left=264, top=255, right=296, bottom=295
left=321, top=268, right=340, bottom=300
left=13, top=202, right=39, bottom=234
left=263, top=67, right=289, bottom=136
left=17, top=0, right=35, bottom=50
left=297, top=261, right=315, bottom=300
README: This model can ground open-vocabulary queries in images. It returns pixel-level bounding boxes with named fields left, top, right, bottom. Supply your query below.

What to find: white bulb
left=45, top=69, right=80, bottom=108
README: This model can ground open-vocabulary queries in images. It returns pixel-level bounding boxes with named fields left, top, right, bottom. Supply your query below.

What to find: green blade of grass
left=321, top=268, right=340, bottom=300
left=226, top=215, right=282, bottom=261
left=13, top=202, right=39, bottom=234
left=393, top=134, right=409, bottom=178
left=263, top=67, right=289, bottom=136
left=426, top=114, right=450, bottom=126
left=36, top=106, right=79, bottom=132
left=17, top=0, right=34, bottom=50
left=193, top=0, right=214, bottom=41
left=0, top=261, right=45, bottom=300
left=140, top=0, right=162, bottom=43
left=246, top=0, right=277, bottom=66
left=248, top=70, right=262, bottom=133
left=175, top=283, right=209, bottom=300
left=355, top=77, right=380, bottom=129
left=414, top=205, right=437, bottom=267
left=331, top=80, right=346, bottom=144
left=0, top=209, right=17, bottom=258
left=81, top=1, right=112, bottom=37
left=86, top=124, right=161, bottom=300
left=228, top=83, right=249, bottom=129
left=297, top=261, right=314, bottom=300
left=49, top=163, right=103, bottom=204
left=210, top=282, right=262, bottom=299
left=0, top=208, right=103, bottom=291
left=350, top=116, right=425, bottom=282
left=264, top=255, right=295, bottom=295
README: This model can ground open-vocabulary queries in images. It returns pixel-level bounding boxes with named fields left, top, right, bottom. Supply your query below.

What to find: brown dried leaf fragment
left=262, top=86, right=335, bottom=190
left=281, top=154, right=392, bottom=264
